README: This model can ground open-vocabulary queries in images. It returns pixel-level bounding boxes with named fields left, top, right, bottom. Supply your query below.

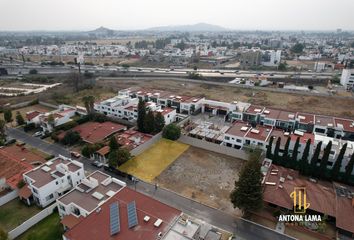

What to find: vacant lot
left=155, top=146, right=244, bottom=216
left=16, top=213, right=63, bottom=240
left=0, top=199, right=41, bottom=232
left=119, top=139, right=189, bottom=182
left=97, top=78, right=354, bottom=118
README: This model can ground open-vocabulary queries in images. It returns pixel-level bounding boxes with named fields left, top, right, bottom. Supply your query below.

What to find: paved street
left=7, top=127, right=296, bottom=240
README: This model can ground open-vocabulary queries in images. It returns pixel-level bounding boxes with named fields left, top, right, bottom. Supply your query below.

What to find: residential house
left=242, top=105, right=265, bottom=123
left=62, top=187, right=182, bottom=240
left=314, top=115, right=335, bottom=136
left=58, top=121, right=127, bottom=145
left=243, top=125, right=272, bottom=150
left=57, top=171, right=126, bottom=221
left=275, top=110, right=296, bottom=131
left=296, top=112, right=315, bottom=133
left=22, top=156, right=85, bottom=207
left=263, top=164, right=354, bottom=238
left=260, top=108, right=281, bottom=127
left=223, top=121, right=250, bottom=149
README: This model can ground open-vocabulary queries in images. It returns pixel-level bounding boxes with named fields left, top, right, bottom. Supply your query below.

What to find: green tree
left=3, top=109, right=12, bottom=123
left=62, top=131, right=81, bottom=145
left=343, top=153, right=354, bottom=183
left=273, top=137, right=281, bottom=164
left=266, top=136, right=274, bottom=159
left=319, top=141, right=332, bottom=179
left=82, top=95, right=95, bottom=114
left=29, top=69, right=38, bottom=74
left=154, top=112, right=165, bottom=133
left=108, top=148, right=131, bottom=167
left=291, top=43, right=305, bottom=53
left=81, top=144, right=101, bottom=158
left=278, top=62, right=287, bottom=71
left=299, top=139, right=311, bottom=175
left=162, top=124, right=181, bottom=140
left=230, top=151, right=263, bottom=215
left=0, top=120, right=6, bottom=142
left=331, top=143, right=347, bottom=181
left=281, top=137, right=291, bottom=167
left=311, top=141, right=322, bottom=177
left=137, top=99, right=146, bottom=132
left=109, top=136, right=119, bottom=151
left=47, top=114, right=55, bottom=128
left=16, top=111, right=25, bottom=126
left=144, top=110, right=155, bottom=134
left=291, top=137, right=300, bottom=169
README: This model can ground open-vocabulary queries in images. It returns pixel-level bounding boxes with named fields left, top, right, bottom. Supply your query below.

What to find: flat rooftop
left=24, top=157, right=82, bottom=188
left=58, top=171, right=125, bottom=213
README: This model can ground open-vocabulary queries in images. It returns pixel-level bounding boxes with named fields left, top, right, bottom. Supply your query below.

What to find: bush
left=17, top=179, right=26, bottom=189
left=61, top=131, right=81, bottom=145
left=162, top=124, right=181, bottom=140
left=29, top=69, right=38, bottom=74
left=45, top=155, right=55, bottom=161
left=54, top=121, right=78, bottom=131
left=81, top=144, right=102, bottom=158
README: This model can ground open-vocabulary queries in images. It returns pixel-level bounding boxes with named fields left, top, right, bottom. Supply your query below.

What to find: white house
left=57, top=171, right=126, bottom=219
left=39, top=105, right=81, bottom=132
left=22, top=156, right=85, bottom=208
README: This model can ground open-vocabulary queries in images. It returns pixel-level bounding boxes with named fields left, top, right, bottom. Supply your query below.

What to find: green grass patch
left=0, top=199, right=41, bottom=232
left=16, top=213, right=63, bottom=240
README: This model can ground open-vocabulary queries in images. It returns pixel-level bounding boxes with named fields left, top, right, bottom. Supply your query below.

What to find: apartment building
left=243, top=125, right=273, bottom=150
left=22, top=156, right=85, bottom=207
left=223, top=122, right=250, bottom=149
left=57, top=171, right=126, bottom=220
left=340, top=69, right=354, bottom=90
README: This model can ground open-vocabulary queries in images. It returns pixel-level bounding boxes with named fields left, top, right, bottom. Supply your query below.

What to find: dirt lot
left=97, top=78, right=354, bottom=118
left=119, top=139, right=189, bottom=182
left=155, top=146, right=244, bottom=216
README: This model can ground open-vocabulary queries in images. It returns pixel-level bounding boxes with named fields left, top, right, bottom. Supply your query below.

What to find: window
left=257, top=142, right=263, bottom=146
left=77, top=172, right=80, bottom=176
left=236, top=139, right=242, bottom=143
left=56, top=181, right=58, bottom=185
left=32, top=188, right=38, bottom=194
left=225, top=136, right=230, bottom=140
left=45, top=194, right=54, bottom=201
left=59, top=204, right=65, bottom=211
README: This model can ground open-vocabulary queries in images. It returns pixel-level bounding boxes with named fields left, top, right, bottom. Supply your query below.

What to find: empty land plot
left=155, top=146, right=244, bottom=216
left=97, top=79, right=354, bottom=118
left=119, top=138, right=189, bottom=182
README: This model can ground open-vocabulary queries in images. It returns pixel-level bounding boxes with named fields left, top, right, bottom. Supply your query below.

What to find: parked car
left=91, top=161, right=103, bottom=168
left=70, top=151, right=81, bottom=158
left=32, top=131, right=43, bottom=137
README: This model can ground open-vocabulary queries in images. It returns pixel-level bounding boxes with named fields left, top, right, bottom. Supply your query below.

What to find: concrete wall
left=130, top=133, right=162, bottom=156
left=8, top=203, right=58, bottom=240
left=0, top=190, right=18, bottom=207
left=178, top=135, right=250, bottom=160
left=38, top=101, right=58, bottom=109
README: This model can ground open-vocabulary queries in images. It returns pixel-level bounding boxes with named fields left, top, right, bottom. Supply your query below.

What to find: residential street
left=7, top=127, right=296, bottom=240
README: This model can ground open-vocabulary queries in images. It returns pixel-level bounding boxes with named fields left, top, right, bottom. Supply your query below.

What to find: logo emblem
left=290, top=187, right=310, bottom=214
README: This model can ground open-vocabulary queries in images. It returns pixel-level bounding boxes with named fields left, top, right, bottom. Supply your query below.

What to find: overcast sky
left=1, top=0, right=353, bottom=31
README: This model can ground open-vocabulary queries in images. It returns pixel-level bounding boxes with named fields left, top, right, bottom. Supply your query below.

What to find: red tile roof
left=245, top=105, right=265, bottom=114
left=115, top=130, right=152, bottom=151
left=1, top=145, right=46, bottom=166
left=262, top=108, right=281, bottom=120
left=61, top=214, right=84, bottom=229
left=334, top=118, right=354, bottom=133
left=58, top=122, right=127, bottom=144
left=26, top=111, right=42, bottom=121
left=64, top=187, right=181, bottom=240
left=0, top=149, right=33, bottom=189
left=263, top=165, right=354, bottom=234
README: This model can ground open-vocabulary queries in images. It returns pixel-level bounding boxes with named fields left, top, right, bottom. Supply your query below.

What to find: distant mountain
left=88, top=26, right=115, bottom=35
left=146, top=23, right=228, bottom=32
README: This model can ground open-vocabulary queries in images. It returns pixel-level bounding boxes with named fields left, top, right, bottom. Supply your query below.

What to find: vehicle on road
left=91, top=161, right=103, bottom=168
left=70, top=151, right=81, bottom=158
left=32, top=131, right=43, bottom=137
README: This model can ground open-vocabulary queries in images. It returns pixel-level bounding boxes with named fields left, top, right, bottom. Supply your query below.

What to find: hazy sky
left=1, top=0, right=354, bottom=31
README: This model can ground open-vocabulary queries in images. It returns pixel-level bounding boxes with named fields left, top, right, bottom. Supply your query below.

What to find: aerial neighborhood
left=1, top=3, right=354, bottom=240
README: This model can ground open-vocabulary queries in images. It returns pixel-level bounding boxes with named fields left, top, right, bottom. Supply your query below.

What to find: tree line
left=266, top=136, right=354, bottom=184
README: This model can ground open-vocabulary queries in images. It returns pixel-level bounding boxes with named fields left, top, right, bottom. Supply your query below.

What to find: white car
left=32, top=131, right=43, bottom=137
